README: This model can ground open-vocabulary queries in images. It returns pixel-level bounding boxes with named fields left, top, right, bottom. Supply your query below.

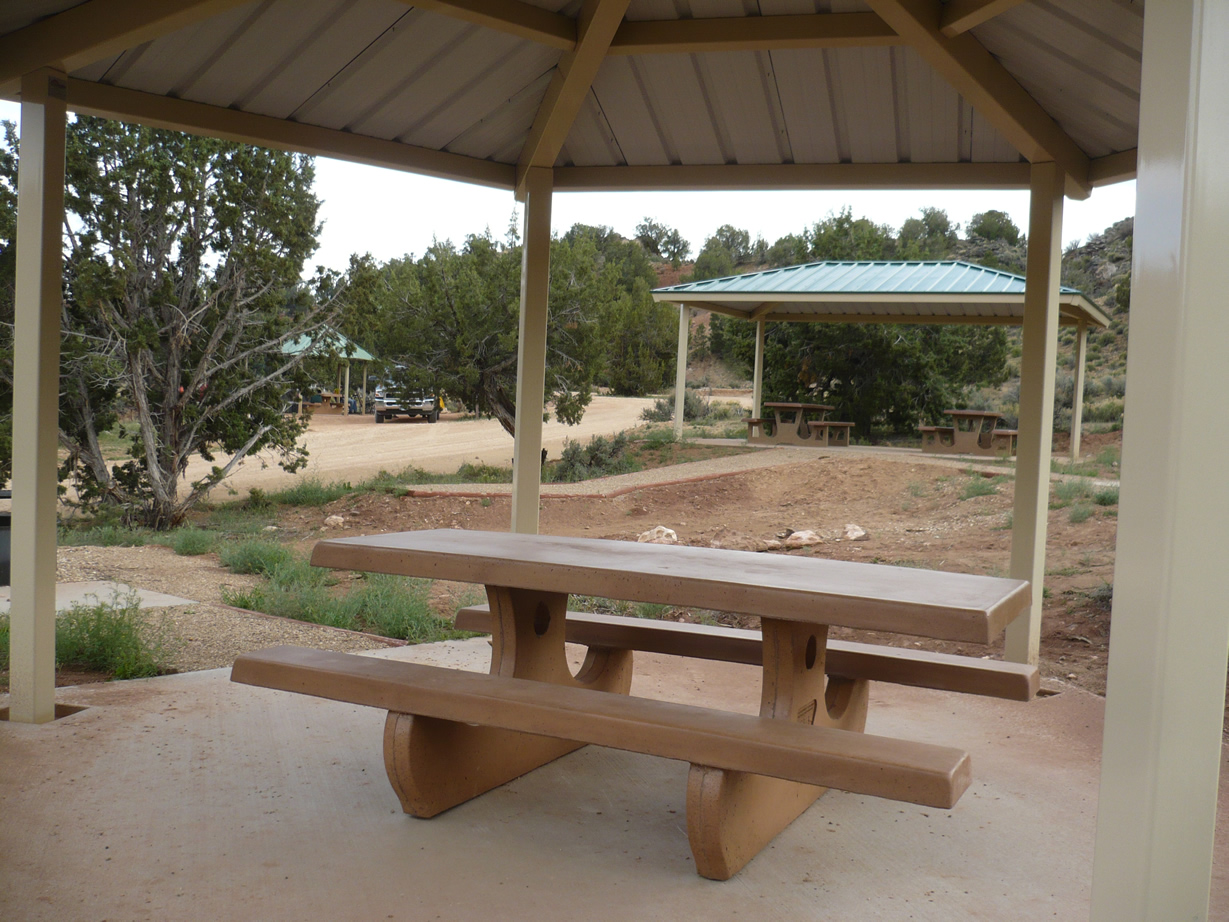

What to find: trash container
left=0, top=489, right=10, bottom=587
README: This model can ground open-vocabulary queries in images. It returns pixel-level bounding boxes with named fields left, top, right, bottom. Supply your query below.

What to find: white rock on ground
left=783, top=529, right=823, bottom=548
left=637, top=525, right=678, bottom=544
left=842, top=524, right=869, bottom=541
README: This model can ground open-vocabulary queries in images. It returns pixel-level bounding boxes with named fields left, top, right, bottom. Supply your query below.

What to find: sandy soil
left=186, top=394, right=658, bottom=497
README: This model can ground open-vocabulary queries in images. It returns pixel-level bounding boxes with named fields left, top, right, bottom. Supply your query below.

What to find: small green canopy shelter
left=654, top=260, right=1109, bottom=457
left=281, top=327, right=377, bottom=415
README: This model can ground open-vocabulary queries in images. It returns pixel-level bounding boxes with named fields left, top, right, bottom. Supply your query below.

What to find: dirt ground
left=266, top=430, right=1121, bottom=696
left=27, top=426, right=1122, bottom=701
left=184, top=394, right=657, bottom=496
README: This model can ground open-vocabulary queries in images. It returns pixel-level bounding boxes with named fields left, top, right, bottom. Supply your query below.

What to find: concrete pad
left=0, top=639, right=1219, bottom=920
left=0, top=579, right=194, bottom=614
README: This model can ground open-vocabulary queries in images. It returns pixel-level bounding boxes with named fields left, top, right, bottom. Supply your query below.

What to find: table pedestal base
left=382, top=586, right=633, bottom=817
left=687, top=620, right=869, bottom=879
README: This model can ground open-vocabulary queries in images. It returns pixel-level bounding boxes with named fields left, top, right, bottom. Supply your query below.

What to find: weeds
left=58, top=524, right=150, bottom=548
left=53, top=592, right=178, bottom=679
left=1052, top=479, right=1094, bottom=508
left=1069, top=504, right=1094, bottom=524
left=549, top=433, right=638, bottom=483
left=172, top=528, right=216, bottom=556
left=218, top=539, right=294, bottom=576
left=1093, top=487, right=1119, bottom=506
left=961, top=475, right=1004, bottom=500
left=268, top=477, right=353, bottom=507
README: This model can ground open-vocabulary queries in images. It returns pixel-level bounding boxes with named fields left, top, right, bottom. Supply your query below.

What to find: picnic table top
left=311, top=529, right=1030, bottom=645
left=762, top=401, right=835, bottom=411
left=944, top=409, right=1004, bottom=419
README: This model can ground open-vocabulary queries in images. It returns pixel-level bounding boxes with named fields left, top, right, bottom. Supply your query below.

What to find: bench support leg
left=685, top=620, right=869, bottom=879
left=382, top=586, right=633, bottom=817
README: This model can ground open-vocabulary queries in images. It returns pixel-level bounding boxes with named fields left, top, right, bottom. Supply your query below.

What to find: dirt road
left=187, top=395, right=657, bottom=496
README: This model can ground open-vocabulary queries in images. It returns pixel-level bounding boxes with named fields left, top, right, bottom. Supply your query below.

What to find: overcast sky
left=2, top=100, right=1136, bottom=275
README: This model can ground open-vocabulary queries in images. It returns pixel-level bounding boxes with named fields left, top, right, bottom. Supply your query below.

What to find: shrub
left=1052, top=479, right=1094, bottom=508
left=455, top=463, right=513, bottom=484
left=1093, top=487, right=1119, bottom=506
left=219, top=539, right=295, bottom=576
left=549, top=432, right=638, bottom=483
left=55, top=592, right=178, bottom=679
left=172, top=528, right=216, bottom=556
left=1069, top=504, right=1094, bottom=524
left=639, top=399, right=673, bottom=423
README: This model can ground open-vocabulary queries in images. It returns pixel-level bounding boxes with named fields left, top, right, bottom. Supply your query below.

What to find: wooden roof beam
left=515, top=0, right=631, bottom=197
left=1089, top=149, right=1137, bottom=186
left=865, top=0, right=1092, bottom=198
left=553, top=161, right=1032, bottom=191
left=396, top=0, right=576, bottom=51
left=609, top=12, right=901, bottom=55
left=939, top=0, right=1028, bottom=37
left=0, top=0, right=249, bottom=95
left=53, top=78, right=514, bottom=189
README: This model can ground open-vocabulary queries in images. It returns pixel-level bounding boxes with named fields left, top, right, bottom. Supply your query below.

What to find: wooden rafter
left=864, top=0, right=1092, bottom=197
left=395, top=0, right=575, bottom=50
left=939, top=0, right=1028, bottom=37
left=1089, top=149, right=1137, bottom=186
left=552, top=161, right=1032, bottom=191
left=58, top=78, right=515, bottom=189
left=515, top=0, right=631, bottom=195
left=0, top=0, right=249, bottom=95
left=608, top=12, right=901, bottom=55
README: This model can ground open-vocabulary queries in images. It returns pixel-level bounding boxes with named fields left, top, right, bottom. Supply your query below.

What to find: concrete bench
left=232, top=645, right=971, bottom=811
left=808, top=420, right=854, bottom=447
left=744, top=417, right=773, bottom=443
left=456, top=605, right=1039, bottom=702
left=919, top=425, right=956, bottom=452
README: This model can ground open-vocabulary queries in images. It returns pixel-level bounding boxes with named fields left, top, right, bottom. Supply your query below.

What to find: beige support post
left=673, top=304, right=689, bottom=441
left=361, top=361, right=368, bottom=414
left=1070, top=319, right=1087, bottom=460
left=1091, top=3, right=1229, bottom=917
left=342, top=362, right=351, bottom=416
left=1004, top=160, right=1063, bottom=665
left=752, top=319, right=765, bottom=419
left=510, top=167, right=552, bottom=535
left=9, top=69, right=67, bottom=724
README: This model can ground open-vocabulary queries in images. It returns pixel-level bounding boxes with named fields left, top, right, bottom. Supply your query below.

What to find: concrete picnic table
left=232, top=529, right=1036, bottom=880
left=920, top=409, right=1017, bottom=457
left=747, top=402, right=853, bottom=447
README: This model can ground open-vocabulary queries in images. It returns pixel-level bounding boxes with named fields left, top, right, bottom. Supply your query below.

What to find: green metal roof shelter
left=653, top=260, right=1109, bottom=455
left=281, top=327, right=377, bottom=415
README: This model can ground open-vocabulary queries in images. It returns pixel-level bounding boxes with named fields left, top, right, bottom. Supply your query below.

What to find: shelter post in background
left=510, top=167, right=553, bottom=535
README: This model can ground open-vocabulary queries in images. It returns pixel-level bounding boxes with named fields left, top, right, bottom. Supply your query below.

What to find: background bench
left=455, top=605, right=1039, bottom=702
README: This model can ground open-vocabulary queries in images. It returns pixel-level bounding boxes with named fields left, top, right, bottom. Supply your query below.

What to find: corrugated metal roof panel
left=653, top=260, right=1081, bottom=297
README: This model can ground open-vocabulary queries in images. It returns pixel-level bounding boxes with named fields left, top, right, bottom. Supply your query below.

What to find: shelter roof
left=282, top=328, right=375, bottom=363
left=652, top=260, right=1111, bottom=328
left=0, top=1, right=1142, bottom=198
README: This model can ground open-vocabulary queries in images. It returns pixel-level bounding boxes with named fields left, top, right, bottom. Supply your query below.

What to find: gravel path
left=56, top=545, right=392, bottom=673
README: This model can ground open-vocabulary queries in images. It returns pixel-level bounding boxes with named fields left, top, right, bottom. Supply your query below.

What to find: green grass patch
left=961, top=475, right=1006, bottom=500
left=1068, top=504, right=1094, bottom=524
left=1051, top=458, right=1102, bottom=478
left=58, top=524, right=151, bottom=547
left=8, top=592, right=181, bottom=680
left=172, top=528, right=216, bottom=556
left=223, top=564, right=467, bottom=643
left=1093, top=487, right=1119, bottom=506
left=268, top=477, right=354, bottom=507
left=1052, top=478, right=1094, bottom=508
left=218, top=538, right=295, bottom=577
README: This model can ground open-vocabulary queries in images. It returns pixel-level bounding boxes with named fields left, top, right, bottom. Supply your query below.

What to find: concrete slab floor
left=1, top=639, right=1227, bottom=921
left=0, top=579, right=194, bottom=614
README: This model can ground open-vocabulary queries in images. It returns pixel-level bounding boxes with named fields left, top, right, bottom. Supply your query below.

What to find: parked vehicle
left=373, top=392, right=441, bottom=423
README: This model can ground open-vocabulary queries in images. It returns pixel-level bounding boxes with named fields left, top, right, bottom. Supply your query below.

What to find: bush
left=640, top=398, right=674, bottom=423
left=1052, top=479, right=1093, bottom=508
left=549, top=432, right=638, bottom=483
left=54, top=592, right=178, bottom=679
left=1069, top=504, right=1094, bottom=524
left=1093, top=487, right=1119, bottom=506
left=455, top=463, right=513, bottom=484
left=219, top=539, right=295, bottom=576
left=172, top=528, right=216, bottom=556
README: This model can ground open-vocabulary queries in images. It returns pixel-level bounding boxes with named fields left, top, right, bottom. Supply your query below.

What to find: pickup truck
left=373, top=393, right=441, bottom=423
